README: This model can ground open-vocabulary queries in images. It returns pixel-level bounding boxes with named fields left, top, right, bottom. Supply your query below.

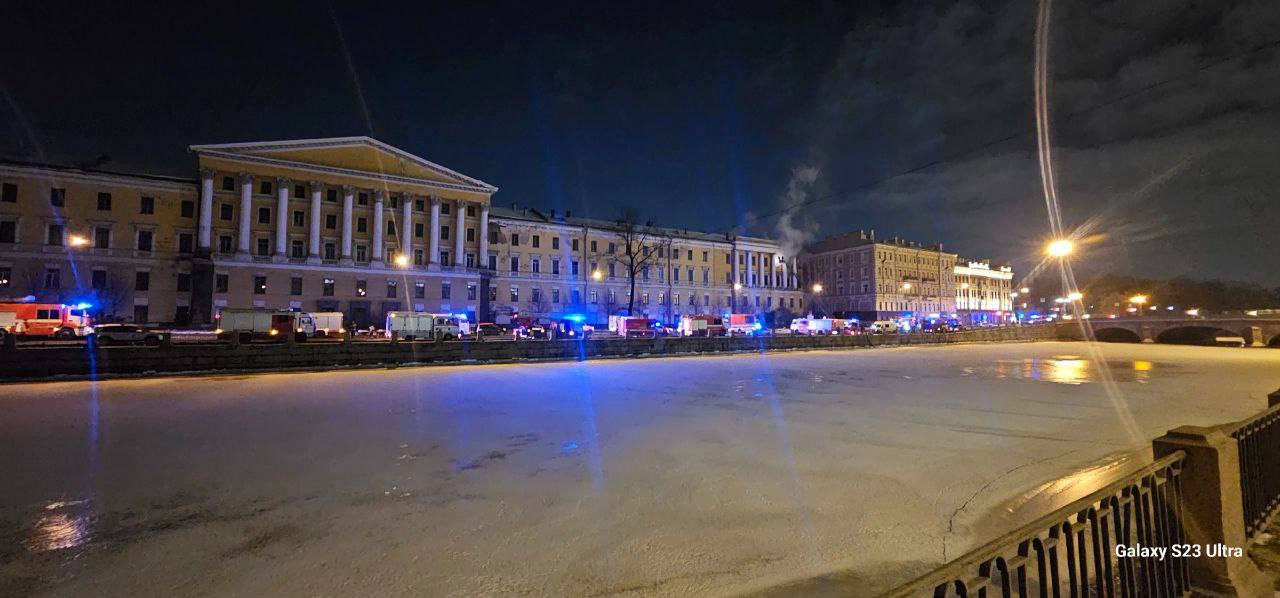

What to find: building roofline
left=0, top=158, right=197, bottom=192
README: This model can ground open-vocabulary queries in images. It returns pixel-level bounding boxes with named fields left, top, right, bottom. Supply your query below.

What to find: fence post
left=1152, top=426, right=1273, bottom=595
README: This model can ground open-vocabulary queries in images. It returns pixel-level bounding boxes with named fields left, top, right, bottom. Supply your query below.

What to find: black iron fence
left=886, top=451, right=1190, bottom=598
left=1229, top=402, right=1280, bottom=538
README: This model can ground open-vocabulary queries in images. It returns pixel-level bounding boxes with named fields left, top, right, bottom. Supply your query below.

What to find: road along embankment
left=0, top=324, right=1072, bottom=381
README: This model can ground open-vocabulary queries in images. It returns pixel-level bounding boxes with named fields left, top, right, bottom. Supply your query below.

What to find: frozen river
left=1, top=342, right=1277, bottom=596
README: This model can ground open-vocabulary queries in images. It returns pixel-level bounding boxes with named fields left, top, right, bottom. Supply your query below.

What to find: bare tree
left=611, top=207, right=662, bottom=316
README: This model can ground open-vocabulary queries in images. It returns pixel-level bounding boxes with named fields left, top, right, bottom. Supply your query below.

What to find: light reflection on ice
left=24, top=501, right=92, bottom=553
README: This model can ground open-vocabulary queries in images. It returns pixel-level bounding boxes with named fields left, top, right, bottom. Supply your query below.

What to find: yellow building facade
left=1, top=137, right=804, bottom=328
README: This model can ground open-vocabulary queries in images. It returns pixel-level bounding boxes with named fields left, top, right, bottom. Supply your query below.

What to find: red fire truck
left=0, top=302, right=94, bottom=338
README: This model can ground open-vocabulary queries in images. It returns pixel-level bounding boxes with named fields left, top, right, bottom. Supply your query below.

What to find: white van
left=385, top=312, right=461, bottom=341
left=868, top=320, right=900, bottom=334
left=307, top=311, right=345, bottom=337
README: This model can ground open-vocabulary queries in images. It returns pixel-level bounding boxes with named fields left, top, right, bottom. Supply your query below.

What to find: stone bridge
left=1070, top=317, right=1280, bottom=346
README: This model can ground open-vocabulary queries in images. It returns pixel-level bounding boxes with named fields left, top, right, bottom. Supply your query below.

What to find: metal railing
left=1229, top=401, right=1280, bottom=538
left=887, top=451, right=1189, bottom=598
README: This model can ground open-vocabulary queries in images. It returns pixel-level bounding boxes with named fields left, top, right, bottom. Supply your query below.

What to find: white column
left=401, top=193, right=413, bottom=265
left=274, top=177, right=290, bottom=260
left=780, top=259, right=789, bottom=291
left=478, top=203, right=490, bottom=270
left=731, top=247, right=739, bottom=288
left=764, top=253, right=772, bottom=287
left=237, top=173, right=253, bottom=258
left=743, top=249, right=752, bottom=287
left=453, top=199, right=465, bottom=266
left=307, top=182, right=322, bottom=264
left=372, top=190, right=385, bottom=266
left=198, top=169, right=214, bottom=249
left=340, top=185, right=354, bottom=264
left=428, top=196, right=441, bottom=266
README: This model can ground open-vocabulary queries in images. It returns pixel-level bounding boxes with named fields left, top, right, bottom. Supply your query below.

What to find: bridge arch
left=1093, top=327, right=1142, bottom=343
left=1156, top=326, right=1240, bottom=346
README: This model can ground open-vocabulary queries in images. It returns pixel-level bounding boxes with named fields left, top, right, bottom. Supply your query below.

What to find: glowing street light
left=901, top=282, right=912, bottom=290
left=733, top=282, right=742, bottom=291
left=812, top=283, right=823, bottom=294
left=1045, top=239, right=1074, bottom=258
left=1010, top=291, right=1019, bottom=298
left=591, top=270, right=603, bottom=281
left=1129, top=295, right=1148, bottom=306
left=67, top=234, right=89, bottom=248
left=1020, top=287, right=1030, bottom=294
left=392, top=254, right=410, bottom=267
left=1067, top=291, right=1083, bottom=301
left=1185, top=308, right=1200, bottom=317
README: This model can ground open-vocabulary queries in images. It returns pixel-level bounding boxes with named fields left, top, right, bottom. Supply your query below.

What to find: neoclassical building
left=0, top=136, right=804, bottom=328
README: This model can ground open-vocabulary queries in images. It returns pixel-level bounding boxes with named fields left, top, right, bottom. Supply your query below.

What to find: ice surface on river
left=1, top=342, right=1276, bottom=596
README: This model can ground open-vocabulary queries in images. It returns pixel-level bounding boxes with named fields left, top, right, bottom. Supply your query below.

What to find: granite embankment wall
left=0, top=324, right=1073, bottom=381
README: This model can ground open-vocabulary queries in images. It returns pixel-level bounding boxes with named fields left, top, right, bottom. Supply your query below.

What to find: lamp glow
left=393, top=254, right=410, bottom=267
left=1129, top=295, right=1148, bottom=305
left=68, top=234, right=89, bottom=247
left=1046, top=239, right=1074, bottom=257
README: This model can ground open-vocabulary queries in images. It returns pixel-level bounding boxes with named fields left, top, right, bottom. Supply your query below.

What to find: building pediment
left=189, top=137, right=496, bottom=193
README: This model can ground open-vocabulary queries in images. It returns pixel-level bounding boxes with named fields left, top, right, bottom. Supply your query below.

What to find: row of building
left=0, top=136, right=1011, bottom=329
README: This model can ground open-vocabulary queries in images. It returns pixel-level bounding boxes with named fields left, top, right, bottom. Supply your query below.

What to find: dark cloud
left=776, top=0, right=1280, bottom=284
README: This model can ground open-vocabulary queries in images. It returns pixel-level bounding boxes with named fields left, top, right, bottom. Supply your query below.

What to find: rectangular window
left=439, top=250, right=450, bottom=265
left=386, top=280, right=397, bottom=298
left=552, top=237, right=560, bottom=250
left=215, top=274, right=229, bottom=293
left=44, top=268, right=61, bottom=289
left=571, top=261, right=579, bottom=276
left=608, top=242, right=616, bottom=254
left=97, top=192, right=112, bottom=211
left=1, top=182, right=16, bottom=202
left=572, top=289, right=581, bottom=304
left=259, top=180, right=273, bottom=195
left=571, top=239, right=579, bottom=251
left=590, top=290, right=598, bottom=304
left=219, top=235, right=234, bottom=254
left=47, top=223, right=64, bottom=246
left=327, top=189, right=338, bottom=202
left=355, top=245, right=368, bottom=262
left=488, top=254, right=497, bottom=270
left=222, top=176, right=235, bottom=191
left=466, top=205, right=475, bottom=217
left=258, top=207, right=271, bottom=224
left=91, top=270, right=107, bottom=290
left=552, top=288, right=561, bottom=303
left=178, top=233, right=194, bottom=254
left=441, top=282, right=451, bottom=299
left=531, top=258, right=541, bottom=274
left=357, top=217, right=367, bottom=233
left=137, top=230, right=153, bottom=252
left=466, top=227, right=475, bottom=242
left=181, top=200, right=195, bottom=218
left=531, top=288, right=542, bottom=303
left=253, top=275, right=267, bottom=294
left=467, top=282, right=477, bottom=300
left=220, top=204, right=233, bottom=220
left=322, top=277, right=335, bottom=296
left=413, top=248, right=424, bottom=265
left=440, top=202, right=450, bottom=214
left=290, top=239, right=305, bottom=258
left=532, top=235, right=540, bottom=248
left=293, top=210, right=305, bottom=227
left=139, top=196, right=154, bottom=215
left=510, top=256, right=519, bottom=272
left=510, top=286, right=519, bottom=302
left=0, top=220, right=13, bottom=243
left=414, top=199, right=424, bottom=211
left=326, top=214, right=337, bottom=229
left=386, top=220, right=396, bottom=236
left=414, top=281, right=426, bottom=299
left=50, top=188, right=65, bottom=207
left=414, top=222, right=424, bottom=238
left=177, top=272, right=191, bottom=292
left=256, top=238, right=270, bottom=256
left=466, top=253, right=475, bottom=268
left=552, top=259, right=560, bottom=275
left=290, top=277, right=303, bottom=295
left=510, top=233, right=519, bottom=246
left=324, top=242, right=336, bottom=260
left=133, top=305, right=149, bottom=323
left=294, top=184, right=306, bottom=198
left=440, top=225, right=450, bottom=241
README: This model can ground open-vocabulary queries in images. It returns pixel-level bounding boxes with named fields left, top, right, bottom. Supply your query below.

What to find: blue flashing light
left=752, top=322, right=762, bottom=330
left=564, top=314, right=585, bottom=322
left=72, top=302, right=94, bottom=310
left=453, top=313, right=469, bottom=320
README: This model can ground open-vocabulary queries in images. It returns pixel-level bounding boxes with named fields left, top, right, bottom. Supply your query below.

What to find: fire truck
left=0, top=302, right=94, bottom=338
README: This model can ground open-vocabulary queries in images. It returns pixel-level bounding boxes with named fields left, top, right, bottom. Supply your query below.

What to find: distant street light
left=812, top=283, right=823, bottom=294
left=901, top=282, right=912, bottom=290
left=1185, top=308, right=1200, bottom=317
left=1020, top=287, right=1030, bottom=294
left=1129, top=295, right=1148, bottom=305
left=1046, top=239, right=1074, bottom=258
left=733, top=282, right=742, bottom=291
left=68, top=234, right=89, bottom=248
left=1068, top=292, right=1083, bottom=301
left=393, top=254, right=410, bottom=267
left=591, top=270, right=603, bottom=281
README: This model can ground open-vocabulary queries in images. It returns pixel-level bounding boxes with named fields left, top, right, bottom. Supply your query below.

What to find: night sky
left=3, top=1, right=1278, bottom=284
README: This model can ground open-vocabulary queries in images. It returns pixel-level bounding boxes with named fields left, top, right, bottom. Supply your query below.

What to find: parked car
left=90, top=323, right=163, bottom=346
left=474, top=322, right=509, bottom=339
